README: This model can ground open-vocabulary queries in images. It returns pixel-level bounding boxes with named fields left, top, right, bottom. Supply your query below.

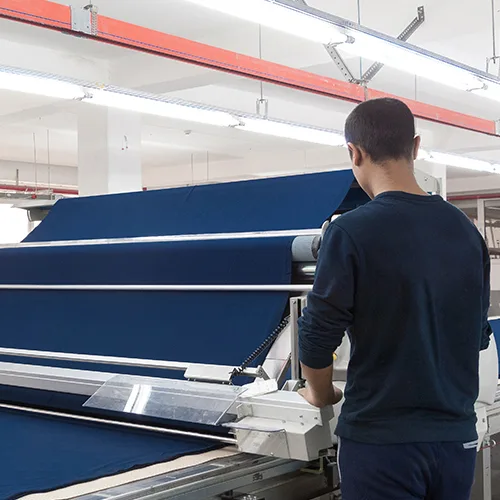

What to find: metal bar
left=290, top=298, right=301, bottom=380
left=0, top=284, right=313, bottom=291
left=479, top=198, right=487, bottom=239
left=325, top=43, right=357, bottom=82
left=0, top=403, right=237, bottom=444
left=362, top=6, right=425, bottom=82
left=0, top=228, right=321, bottom=250
left=0, top=1, right=498, bottom=137
left=0, top=361, right=113, bottom=396
left=0, top=346, right=263, bottom=379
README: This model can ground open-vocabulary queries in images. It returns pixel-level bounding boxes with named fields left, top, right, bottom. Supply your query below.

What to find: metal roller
left=291, top=235, right=321, bottom=262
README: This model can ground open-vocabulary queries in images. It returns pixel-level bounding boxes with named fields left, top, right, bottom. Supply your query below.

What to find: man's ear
left=413, top=135, right=422, bottom=160
left=347, top=142, right=363, bottom=167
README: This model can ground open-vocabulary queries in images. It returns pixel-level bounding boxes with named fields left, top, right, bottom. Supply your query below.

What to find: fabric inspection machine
left=0, top=169, right=495, bottom=500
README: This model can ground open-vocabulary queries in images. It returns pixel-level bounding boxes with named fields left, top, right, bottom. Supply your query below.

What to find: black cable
left=233, top=315, right=290, bottom=376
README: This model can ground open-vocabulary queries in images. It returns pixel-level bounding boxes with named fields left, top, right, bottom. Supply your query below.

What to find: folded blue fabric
left=0, top=408, right=218, bottom=500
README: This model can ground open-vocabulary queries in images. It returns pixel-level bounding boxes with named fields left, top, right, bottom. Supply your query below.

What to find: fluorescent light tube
left=84, top=89, right=239, bottom=127
left=340, top=33, right=483, bottom=92
left=0, top=71, right=85, bottom=100
left=425, top=151, right=500, bottom=174
left=184, top=0, right=347, bottom=45
left=238, top=117, right=345, bottom=146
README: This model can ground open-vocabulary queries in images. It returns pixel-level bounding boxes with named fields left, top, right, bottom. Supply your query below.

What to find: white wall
left=0, top=205, right=30, bottom=243
left=491, top=261, right=500, bottom=292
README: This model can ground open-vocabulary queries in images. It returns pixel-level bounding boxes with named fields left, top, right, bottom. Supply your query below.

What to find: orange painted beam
left=0, top=0, right=70, bottom=28
left=367, top=89, right=498, bottom=136
left=0, top=0, right=498, bottom=137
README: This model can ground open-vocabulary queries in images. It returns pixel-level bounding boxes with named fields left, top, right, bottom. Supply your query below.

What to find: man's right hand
left=298, top=384, right=343, bottom=408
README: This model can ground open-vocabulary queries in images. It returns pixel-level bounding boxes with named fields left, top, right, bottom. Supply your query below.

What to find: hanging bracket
left=325, top=43, right=357, bottom=83
left=295, top=2, right=425, bottom=84
left=294, top=0, right=357, bottom=82
left=256, top=97, right=269, bottom=117
left=70, top=3, right=98, bottom=36
left=362, top=6, right=425, bottom=83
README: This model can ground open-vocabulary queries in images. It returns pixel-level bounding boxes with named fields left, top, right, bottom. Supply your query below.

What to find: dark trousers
left=338, top=438, right=477, bottom=500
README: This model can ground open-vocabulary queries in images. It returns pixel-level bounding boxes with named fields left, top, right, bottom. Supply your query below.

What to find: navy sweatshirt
left=299, top=191, right=492, bottom=444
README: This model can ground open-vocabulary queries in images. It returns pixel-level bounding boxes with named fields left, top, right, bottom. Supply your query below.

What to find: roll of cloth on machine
left=0, top=170, right=357, bottom=499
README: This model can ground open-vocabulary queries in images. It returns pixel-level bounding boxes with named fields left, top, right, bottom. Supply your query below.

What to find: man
left=298, top=97, right=492, bottom=500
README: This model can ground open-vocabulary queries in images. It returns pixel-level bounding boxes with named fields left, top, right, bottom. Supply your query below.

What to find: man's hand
left=298, top=384, right=343, bottom=408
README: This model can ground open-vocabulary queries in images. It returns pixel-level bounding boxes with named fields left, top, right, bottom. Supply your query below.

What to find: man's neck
left=369, top=162, right=428, bottom=198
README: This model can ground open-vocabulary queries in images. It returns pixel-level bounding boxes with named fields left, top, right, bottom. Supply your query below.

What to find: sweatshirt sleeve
left=298, top=222, right=357, bottom=369
left=481, top=240, right=492, bottom=351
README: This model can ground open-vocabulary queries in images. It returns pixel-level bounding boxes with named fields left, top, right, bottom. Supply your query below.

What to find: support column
left=416, top=162, right=447, bottom=199
left=78, top=107, right=142, bottom=196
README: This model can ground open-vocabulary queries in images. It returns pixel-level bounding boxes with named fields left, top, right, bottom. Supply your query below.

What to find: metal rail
left=0, top=403, right=237, bottom=444
left=0, top=228, right=321, bottom=250
left=0, top=346, right=262, bottom=378
left=0, top=284, right=313, bottom=291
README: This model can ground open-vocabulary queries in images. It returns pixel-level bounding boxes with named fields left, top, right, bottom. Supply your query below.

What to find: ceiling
left=0, top=0, right=498, bottom=195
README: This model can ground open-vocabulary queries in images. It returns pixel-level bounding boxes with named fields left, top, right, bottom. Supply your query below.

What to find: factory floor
left=488, top=441, right=500, bottom=500
left=470, top=437, right=500, bottom=500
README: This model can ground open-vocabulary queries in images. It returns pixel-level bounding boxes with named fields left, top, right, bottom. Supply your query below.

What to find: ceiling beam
left=0, top=0, right=498, bottom=137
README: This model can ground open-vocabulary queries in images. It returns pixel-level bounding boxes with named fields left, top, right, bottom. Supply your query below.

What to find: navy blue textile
left=0, top=408, right=217, bottom=500
left=0, top=238, right=292, bottom=378
left=338, top=437, right=477, bottom=500
left=0, top=238, right=292, bottom=285
left=25, top=170, right=354, bottom=241
left=0, top=171, right=357, bottom=498
left=0, top=290, right=289, bottom=377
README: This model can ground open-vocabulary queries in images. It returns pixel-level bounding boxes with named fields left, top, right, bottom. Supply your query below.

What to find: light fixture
left=236, top=117, right=345, bottom=146
left=423, top=151, right=500, bottom=174
left=339, top=33, right=484, bottom=93
left=84, top=89, right=240, bottom=127
left=0, top=70, right=86, bottom=100
left=183, top=0, right=348, bottom=45
left=185, top=0, right=500, bottom=102
left=339, top=33, right=500, bottom=102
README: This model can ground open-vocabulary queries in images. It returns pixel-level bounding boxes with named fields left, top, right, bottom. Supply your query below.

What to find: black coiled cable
left=233, top=316, right=291, bottom=377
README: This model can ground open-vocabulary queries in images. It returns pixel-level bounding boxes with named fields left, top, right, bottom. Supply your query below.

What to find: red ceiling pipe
left=0, top=184, right=78, bottom=196
left=0, top=0, right=498, bottom=137
left=448, top=193, right=500, bottom=201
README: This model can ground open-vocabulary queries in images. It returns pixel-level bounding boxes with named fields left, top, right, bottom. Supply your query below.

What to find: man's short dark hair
left=344, top=98, right=416, bottom=163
